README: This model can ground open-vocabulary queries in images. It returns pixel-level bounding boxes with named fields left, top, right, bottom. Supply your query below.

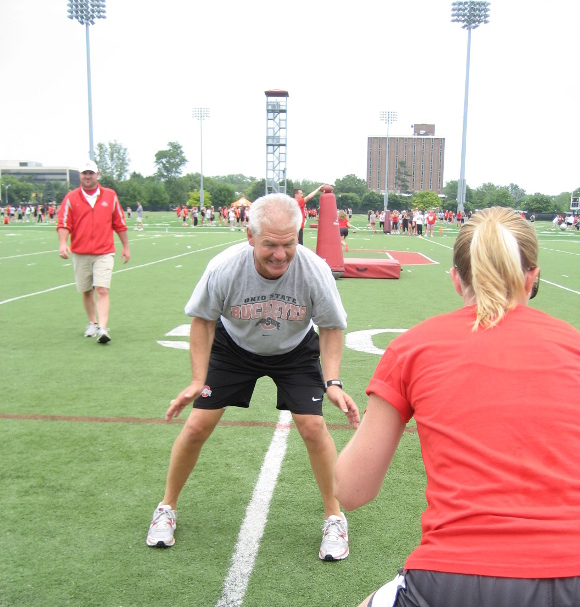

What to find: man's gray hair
left=248, top=193, right=301, bottom=237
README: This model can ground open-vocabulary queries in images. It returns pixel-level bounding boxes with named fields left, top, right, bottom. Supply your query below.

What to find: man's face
left=80, top=170, right=99, bottom=190
left=247, top=223, right=298, bottom=280
left=295, top=190, right=303, bottom=200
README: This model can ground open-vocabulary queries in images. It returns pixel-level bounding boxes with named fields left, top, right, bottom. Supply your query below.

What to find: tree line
left=1, top=139, right=578, bottom=215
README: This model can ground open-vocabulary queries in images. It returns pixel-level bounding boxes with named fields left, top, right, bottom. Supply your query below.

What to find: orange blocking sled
left=342, top=258, right=401, bottom=279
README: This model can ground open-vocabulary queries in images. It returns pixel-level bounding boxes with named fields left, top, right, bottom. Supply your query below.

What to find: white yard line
left=216, top=410, right=292, bottom=607
left=540, top=247, right=580, bottom=257
left=424, top=239, right=453, bottom=251
left=0, top=241, right=242, bottom=305
left=540, top=279, right=580, bottom=296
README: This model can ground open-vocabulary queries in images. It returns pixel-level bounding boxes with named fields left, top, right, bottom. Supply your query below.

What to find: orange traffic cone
left=439, top=225, right=443, bottom=235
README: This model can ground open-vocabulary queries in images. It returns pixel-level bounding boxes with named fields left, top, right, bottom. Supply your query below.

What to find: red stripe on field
left=352, top=250, right=435, bottom=264
left=0, top=412, right=417, bottom=433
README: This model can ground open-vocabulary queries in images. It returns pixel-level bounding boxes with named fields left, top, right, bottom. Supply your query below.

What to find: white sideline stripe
left=540, top=279, right=580, bottom=296
left=0, top=241, right=242, bottom=306
left=425, top=239, right=453, bottom=251
left=215, top=410, right=292, bottom=607
left=540, top=247, right=580, bottom=257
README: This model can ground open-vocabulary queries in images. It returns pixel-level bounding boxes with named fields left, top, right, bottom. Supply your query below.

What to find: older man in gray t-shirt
left=147, top=193, right=359, bottom=562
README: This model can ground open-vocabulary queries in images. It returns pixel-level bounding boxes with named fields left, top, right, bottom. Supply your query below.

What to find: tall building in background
left=265, top=90, right=288, bottom=195
left=367, top=124, right=445, bottom=195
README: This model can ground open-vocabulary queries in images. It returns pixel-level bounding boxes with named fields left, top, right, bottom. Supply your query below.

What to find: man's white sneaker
left=319, top=512, right=349, bottom=561
left=146, top=503, right=177, bottom=547
left=96, top=327, right=110, bottom=344
left=84, top=322, right=98, bottom=338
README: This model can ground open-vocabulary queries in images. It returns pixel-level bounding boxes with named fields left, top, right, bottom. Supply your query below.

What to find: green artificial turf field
left=1, top=213, right=579, bottom=606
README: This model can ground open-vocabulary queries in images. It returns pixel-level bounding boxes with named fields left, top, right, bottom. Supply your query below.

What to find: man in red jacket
left=57, top=160, right=130, bottom=344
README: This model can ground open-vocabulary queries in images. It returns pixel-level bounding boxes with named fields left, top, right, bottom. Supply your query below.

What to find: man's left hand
left=326, top=386, right=360, bottom=429
left=121, top=247, right=130, bottom=264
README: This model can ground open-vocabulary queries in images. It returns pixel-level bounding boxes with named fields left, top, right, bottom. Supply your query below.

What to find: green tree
left=141, top=178, right=170, bottom=210
left=493, top=187, right=513, bottom=207
left=43, top=181, right=55, bottom=202
left=155, top=142, right=187, bottom=181
left=96, top=140, right=130, bottom=181
left=117, top=177, right=144, bottom=206
left=523, top=194, right=553, bottom=214
left=509, top=183, right=526, bottom=203
left=247, top=179, right=266, bottom=201
left=334, top=174, right=367, bottom=199
left=337, top=192, right=361, bottom=211
left=551, top=191, right=573, bottom=213
left=395, top=161, right=412, bottom=193
left=442, top=180, right=473, bottom=210
left=97, top=174, right=118, bottom=191
left=360, top=190, right=383, bottom=212
left=1, top=176, right=34, bottom=204
left=53, top=181, right=72, bottom=203
left=187, top=190, right=212, bottom=207
left=209, top=183, right=237, bottom=207
left=412, top=190, right=440, bottom=211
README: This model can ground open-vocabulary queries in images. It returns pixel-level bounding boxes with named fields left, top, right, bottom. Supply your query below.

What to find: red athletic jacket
left=57, top=186, right=127, bottom=255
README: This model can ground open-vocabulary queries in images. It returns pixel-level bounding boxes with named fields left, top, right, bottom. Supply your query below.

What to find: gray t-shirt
left=184, top=242, right=347, bottom=355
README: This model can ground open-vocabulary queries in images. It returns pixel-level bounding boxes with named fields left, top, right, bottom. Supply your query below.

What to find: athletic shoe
left=147, top=503, right=177, bottom=547
left=84, top=322, right=98, bottom=338
left=96, top=327, right=111, bottom=344
left=319, top=512, right=349, bottom=561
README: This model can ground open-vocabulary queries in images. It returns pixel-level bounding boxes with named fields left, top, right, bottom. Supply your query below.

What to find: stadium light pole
left=67, top=0, right=106, bottom=161
left=451, top=0, right=490, bottom=214
left=4, top=183, right=11, bottom=205
left=192, top=108, right=210, bottom=207
left=379, top=111, right=398, bottom=210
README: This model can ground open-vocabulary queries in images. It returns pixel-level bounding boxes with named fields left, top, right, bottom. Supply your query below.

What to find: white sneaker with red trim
left=146, top=503, right=177, bottom=547
left=319, top=512, right=349, bottom=561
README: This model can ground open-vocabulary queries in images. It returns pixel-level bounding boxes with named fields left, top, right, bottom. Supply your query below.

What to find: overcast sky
left=1, top=0, right=578, bottom=196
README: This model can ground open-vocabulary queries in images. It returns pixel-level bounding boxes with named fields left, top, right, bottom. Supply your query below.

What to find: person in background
left=135, top=202, right=144, bottom=231
left=293, top=186, right=323, bottom=245
left=57, top=160, right=130, bottom=344
left=335, top=207, right=580, bottom=607
left=338, top=210, right=352, bottom=252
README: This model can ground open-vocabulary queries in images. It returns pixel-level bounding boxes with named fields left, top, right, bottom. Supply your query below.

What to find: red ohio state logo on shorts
left=201, top=386, right=212, bottom=398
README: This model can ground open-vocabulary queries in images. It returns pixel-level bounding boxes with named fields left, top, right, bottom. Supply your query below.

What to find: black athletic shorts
left=193, top=321, right=325, bottom=415
left=369, top=569, right=580, bottom=607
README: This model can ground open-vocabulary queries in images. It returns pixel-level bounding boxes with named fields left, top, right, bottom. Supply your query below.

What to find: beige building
left=367, top=124, right=445, bottom=195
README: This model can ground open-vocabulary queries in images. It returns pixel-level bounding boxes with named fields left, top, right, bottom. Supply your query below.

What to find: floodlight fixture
left=66, top=0, right=107, bottom=160
left=193, top=108, right=211, bottom=206
left=451, top=1, right=490, bottom=213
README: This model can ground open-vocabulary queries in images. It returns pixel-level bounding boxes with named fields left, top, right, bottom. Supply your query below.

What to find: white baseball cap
left=79, top=160, right=99, bottom=173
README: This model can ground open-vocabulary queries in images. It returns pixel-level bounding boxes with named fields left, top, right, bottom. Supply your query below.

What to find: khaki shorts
left=72, top=253, right=115, bottom=292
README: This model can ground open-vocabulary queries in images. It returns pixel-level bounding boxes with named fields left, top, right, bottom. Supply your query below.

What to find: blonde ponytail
left=453, top=208, right=538, bottom=331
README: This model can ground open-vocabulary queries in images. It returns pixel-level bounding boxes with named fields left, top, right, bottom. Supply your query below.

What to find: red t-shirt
left=426, top=213, right=436, bottom=225
left=367, top=305, right=580, bottom=578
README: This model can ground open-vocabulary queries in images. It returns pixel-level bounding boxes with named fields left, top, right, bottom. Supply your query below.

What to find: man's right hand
left=59, top=243, right=70, bottom=259
left=165, top=381, right=205, bottom=421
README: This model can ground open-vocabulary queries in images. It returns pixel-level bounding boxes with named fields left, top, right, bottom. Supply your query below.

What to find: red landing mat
left=342, top=258, right=401, bottom=279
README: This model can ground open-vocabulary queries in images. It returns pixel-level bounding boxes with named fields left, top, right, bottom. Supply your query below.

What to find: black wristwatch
left=324, top=379, right=343, bottom=390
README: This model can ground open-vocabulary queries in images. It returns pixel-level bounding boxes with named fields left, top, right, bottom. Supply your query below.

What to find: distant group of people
left=1, top=203, right=57, bottom=224
left=364, top=209, right=452, bottom=237
left=552, top=213, right=579, bottom=230
left=175, top=204, right=251, bottom=230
